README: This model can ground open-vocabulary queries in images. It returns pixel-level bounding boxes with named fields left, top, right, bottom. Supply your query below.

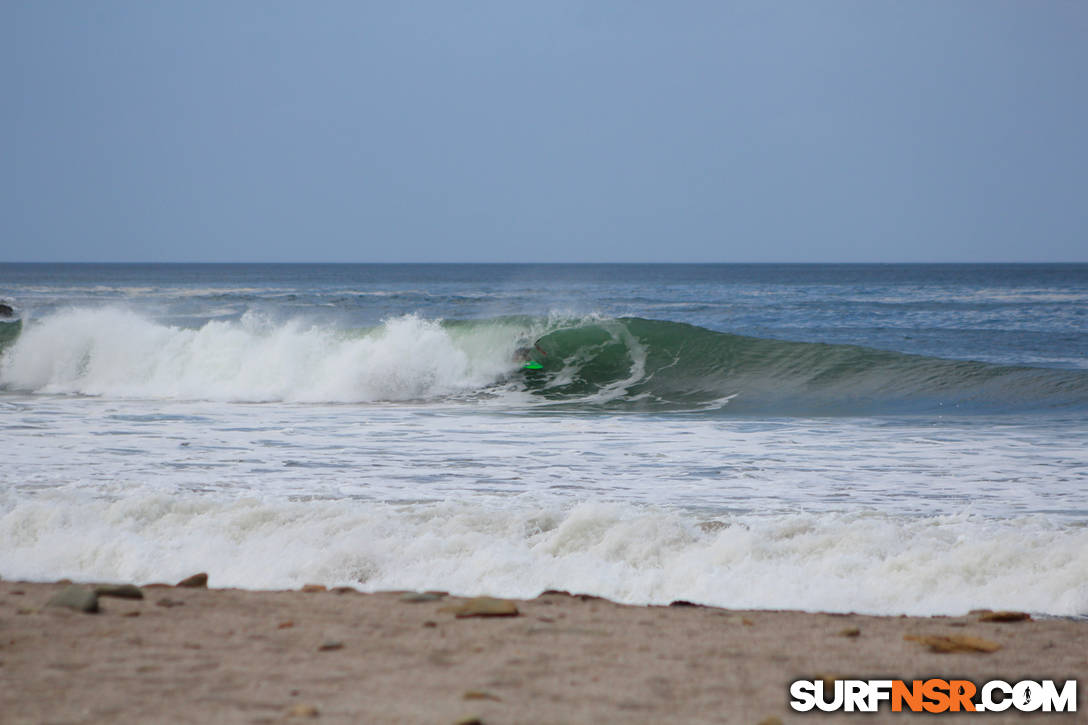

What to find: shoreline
left=2, top=579, right=1084, bottom=723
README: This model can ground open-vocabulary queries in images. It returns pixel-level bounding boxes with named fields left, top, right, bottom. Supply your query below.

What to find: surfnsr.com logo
left=790, top=678, right=1077, bottom=713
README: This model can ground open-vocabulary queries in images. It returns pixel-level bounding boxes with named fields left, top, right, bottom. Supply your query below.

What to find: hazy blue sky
left=5, top=1, right=1086, bottom=262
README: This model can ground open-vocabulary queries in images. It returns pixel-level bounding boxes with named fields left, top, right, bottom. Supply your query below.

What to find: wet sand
left=1, top=579, right=1084, bottom=724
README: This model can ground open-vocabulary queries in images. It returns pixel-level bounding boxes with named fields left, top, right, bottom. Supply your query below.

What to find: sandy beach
left=1, top=578, right=1083, bottom=724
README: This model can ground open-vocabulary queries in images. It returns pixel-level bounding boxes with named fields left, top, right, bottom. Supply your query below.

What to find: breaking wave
left=2, top=308, right=1086, bottom=414
left=0, top=308, right=522, bottom=403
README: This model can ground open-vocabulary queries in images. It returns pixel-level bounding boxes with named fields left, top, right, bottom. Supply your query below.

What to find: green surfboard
left=523, top=361, right=543, bottom=370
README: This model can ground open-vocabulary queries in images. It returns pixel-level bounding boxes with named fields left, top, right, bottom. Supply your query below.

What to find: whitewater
left=1, top=263, right=1086, bottom=617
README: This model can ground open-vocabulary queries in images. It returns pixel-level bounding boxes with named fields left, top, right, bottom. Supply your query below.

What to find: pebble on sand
left=400, top=592, right=446, bottom=603
left=94, top=584, right=144, bottom=600
left=978, top=611, right=1031, bottom=623
left=46, top=585, right=99, bottom=613
left=462, top=690, right=502, bottom=702
left=286, top=703, right=320, bottom=718
left=904, top=634, right=1001, bottom=653
left=176, top=573, right=208, bottom=588
left=441, top=597, right=519, bottom=618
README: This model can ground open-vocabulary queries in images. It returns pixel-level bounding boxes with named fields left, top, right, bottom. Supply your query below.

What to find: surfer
left=513, top=340, right=547, bottom=365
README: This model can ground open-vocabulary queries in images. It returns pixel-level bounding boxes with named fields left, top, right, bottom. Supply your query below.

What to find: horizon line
left=3, top=260, right=1086, bottom=266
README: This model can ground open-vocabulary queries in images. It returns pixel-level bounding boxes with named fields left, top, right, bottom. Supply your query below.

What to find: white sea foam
left=0, top=308, right=522, bottom=402
left=0, top=493, right=1084, bottom=616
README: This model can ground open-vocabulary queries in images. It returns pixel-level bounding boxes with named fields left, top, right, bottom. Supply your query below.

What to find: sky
left=4, top=1, right=1087, bottom=263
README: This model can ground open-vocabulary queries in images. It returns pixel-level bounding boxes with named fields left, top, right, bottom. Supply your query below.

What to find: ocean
left=1, top=263, right=1085, bottom=617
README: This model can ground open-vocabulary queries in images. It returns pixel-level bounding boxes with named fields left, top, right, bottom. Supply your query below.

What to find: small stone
left=176, top=573, right=208, bottom=588
left=441, top=597, right=519, bottom=618
left=400, top=592, right=444, bottom=603
left=668, top=600, right=701, bottom=608
left=331, top=586, right=356, bottom=595
left=318, top=640, right=343, bottom=652
left=978, top=610, right=1031, bottom=623
left=904, top=634, right=1001, bottom=654
left=757, top=717, right=783, bottom=725
left=423, top=620, right=438, bottom=628
left=839, top=627, right=861, bottom=637
left=94, top=584, right=144, bottom=600
left=948, top=635, right=1002, bottom=653
left=454, top=718, right=483, bottom=725
left=46, top=586, right=99, bottom=613
left=462, top=690, right=501, bottom=701
left=286, top=703, right=320, bottom=718
left=278, top=620, right=295, bottom=629
left=122, top=611, right=141, bottom=617
left=156, top=598, right=185, bottom=608
left=539, top=589, right=573, bottom=597
left=301, top=584, right=326, bottom=593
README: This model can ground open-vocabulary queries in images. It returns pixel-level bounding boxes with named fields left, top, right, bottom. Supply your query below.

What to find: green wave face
left=0, top=319, right=21, bottom=351
left=522, top=318, right=1088, bottom=414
